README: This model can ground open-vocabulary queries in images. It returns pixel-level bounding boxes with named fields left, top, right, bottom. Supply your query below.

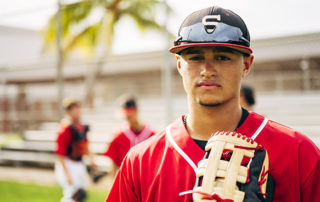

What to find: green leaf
left=42, top=0, right=173, bottom=59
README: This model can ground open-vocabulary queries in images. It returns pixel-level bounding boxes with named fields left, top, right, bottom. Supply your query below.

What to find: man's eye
left=215, top=55, right=230, bottom=61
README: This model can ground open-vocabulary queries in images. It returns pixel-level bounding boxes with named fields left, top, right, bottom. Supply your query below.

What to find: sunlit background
left=0, top=0, right=319, bottom=201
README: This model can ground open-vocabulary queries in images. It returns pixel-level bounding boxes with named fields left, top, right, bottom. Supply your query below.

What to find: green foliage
left=43, top=0, right=169, bottom=58
left=0, top=180, right=107, bottom=202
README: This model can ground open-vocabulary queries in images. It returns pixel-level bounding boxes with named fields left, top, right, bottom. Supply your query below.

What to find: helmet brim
left=169, top=43, right=252, bottom=55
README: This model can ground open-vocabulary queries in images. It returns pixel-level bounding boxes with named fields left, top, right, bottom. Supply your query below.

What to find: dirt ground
left=0, top=165, right=113, bottom=190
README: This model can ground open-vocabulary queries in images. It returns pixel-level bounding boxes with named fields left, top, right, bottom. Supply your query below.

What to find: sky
left=0, top=0, right=319, bottom=54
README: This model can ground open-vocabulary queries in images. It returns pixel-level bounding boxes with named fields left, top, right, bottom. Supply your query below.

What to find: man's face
left=176, top=46, right=253, bottom=107
left=123, top=108, right=138, bottom=122
left=67, top=105, right=81, bottom=122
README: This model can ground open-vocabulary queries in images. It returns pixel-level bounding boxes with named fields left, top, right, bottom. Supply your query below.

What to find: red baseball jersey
left=106, top=112, right=320, bottom=202
left=56, top=123, right=88, bottom=161
left=104, top=124, right=155, bottom=167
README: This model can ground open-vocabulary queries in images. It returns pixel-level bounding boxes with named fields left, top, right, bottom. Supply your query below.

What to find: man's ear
left=242, top=55, right=254, bottom=78
left=176, top=55, right=182, bottom=75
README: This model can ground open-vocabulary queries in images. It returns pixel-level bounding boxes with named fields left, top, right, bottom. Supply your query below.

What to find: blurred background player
left=240, top=85, right=256, bottom=111
left=55, top=98, right=96, bottom=202
left=104, top=95, right=155, bottom=176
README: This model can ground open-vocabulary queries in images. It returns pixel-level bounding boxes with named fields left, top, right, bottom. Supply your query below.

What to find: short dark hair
left=241, top=85, right=255, bottom=106
left=118, top=95, right=137, bottom=109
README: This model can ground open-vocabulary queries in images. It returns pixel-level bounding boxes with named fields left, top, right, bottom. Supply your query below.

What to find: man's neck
left=128, top=120, right=144, bottom=133
left=71, top=120, right=81, bottom=126
left=186, top=99, right=242, bottom=141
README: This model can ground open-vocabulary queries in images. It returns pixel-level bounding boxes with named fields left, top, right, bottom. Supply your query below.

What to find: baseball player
left=55, top=98, right=96, bottom=202
left=106, top=6, right=320, bottom=202
left=104, top=96, right=155, bottom=175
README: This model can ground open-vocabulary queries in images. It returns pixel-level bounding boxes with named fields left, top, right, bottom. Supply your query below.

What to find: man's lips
left=197, top=80, right=221, bottom=89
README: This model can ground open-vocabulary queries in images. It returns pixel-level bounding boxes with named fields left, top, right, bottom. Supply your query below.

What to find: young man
left=106, top=6, right=320, bottom=202
left=55, top=98, right=95, bottom=202
left=104, top=96, right=155, bottom=174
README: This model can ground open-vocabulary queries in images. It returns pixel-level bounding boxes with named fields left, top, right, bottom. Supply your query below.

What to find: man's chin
left=197, top=98, right=223, bottom=107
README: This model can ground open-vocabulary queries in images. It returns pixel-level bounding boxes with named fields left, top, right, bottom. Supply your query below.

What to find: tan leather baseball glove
left=193, top=131, right=274, bottom=202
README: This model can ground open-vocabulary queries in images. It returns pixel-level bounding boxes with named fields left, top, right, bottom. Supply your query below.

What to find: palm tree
left=44, top=0, right=170, bottom=107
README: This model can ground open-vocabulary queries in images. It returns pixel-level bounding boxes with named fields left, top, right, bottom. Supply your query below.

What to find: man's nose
left=200, top=59, right=217, bottom=77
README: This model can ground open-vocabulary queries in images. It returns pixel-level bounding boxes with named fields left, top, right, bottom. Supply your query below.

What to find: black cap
left=170, top=6, right=252, bottom=55
left=118, top=94, right=137, bottom=109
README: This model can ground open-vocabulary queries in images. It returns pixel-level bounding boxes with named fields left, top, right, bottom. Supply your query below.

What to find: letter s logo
left=202, top=15, right=221, bottom=34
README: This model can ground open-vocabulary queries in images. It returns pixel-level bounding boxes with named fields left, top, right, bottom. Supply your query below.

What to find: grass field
left=0, top=180, right=107, bottom=202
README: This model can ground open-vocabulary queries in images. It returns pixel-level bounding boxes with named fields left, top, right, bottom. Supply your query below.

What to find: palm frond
left=123, top=8, right=163, bottom=32
left=63, top=20, right=103, bottom=56
left=43, top=0, right=174, bottom=58
left=43, top=1, right=95, bottom=47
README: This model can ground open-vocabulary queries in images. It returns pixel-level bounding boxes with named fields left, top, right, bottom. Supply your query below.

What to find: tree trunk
left=84, top=56, right=107, bottom=108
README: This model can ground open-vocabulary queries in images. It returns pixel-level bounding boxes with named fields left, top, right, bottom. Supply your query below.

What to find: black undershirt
left=184, top=108, right=249, bottom=151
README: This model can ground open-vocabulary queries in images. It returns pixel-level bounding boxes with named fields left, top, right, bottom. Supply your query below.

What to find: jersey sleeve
left=105, top=152, right=139, bottom=202
left=55, top=127, right=72, bottom=156
left=301, top=160, right=320, bottom=202
left=298, top=133, right=320, bottom=201
left=104, top=133, right=122, bottom=167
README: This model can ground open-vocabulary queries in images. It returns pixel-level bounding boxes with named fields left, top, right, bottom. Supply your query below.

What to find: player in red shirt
left=106, top=6, right=320, bottom=202
left=104, top=96, right=155, bottom=174
left=55, top=98, right=96, bottom=202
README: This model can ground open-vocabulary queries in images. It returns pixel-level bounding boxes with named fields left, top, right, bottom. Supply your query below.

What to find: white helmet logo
left=202, top=15, right=221, bottom=34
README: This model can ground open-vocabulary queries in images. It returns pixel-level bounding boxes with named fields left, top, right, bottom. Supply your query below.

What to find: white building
left=0, top=26, right=320, bottom=137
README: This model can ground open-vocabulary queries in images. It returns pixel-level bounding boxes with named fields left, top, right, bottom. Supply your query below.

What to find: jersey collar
left=166, top=116, right=206, bottom=173
left=166, top=112, right=268, bottom=174
left=237, top=112, right=269, bottom=140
